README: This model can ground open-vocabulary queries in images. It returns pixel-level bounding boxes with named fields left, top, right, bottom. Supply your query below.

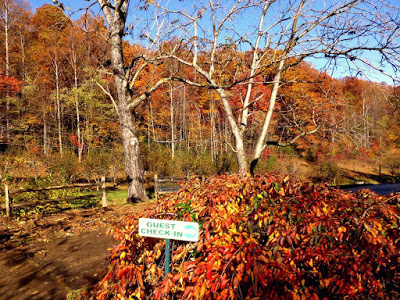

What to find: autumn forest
left=1, top=1, right=400, bottom=299
left=1, top=0, right=400, bottom=199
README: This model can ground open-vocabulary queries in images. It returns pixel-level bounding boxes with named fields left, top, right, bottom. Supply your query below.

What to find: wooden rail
left=3, top=176, right=108, bottom=217
left=154, top=175, right=182, bottom=201
left=11, top=195, right=98, bottom=209
left=7, top=183, right=102, bottom=194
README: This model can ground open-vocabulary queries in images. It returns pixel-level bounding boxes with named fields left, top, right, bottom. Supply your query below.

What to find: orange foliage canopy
left=0, top=75, right=22, bottom=96
left=230, top=75, right=272, bottom=114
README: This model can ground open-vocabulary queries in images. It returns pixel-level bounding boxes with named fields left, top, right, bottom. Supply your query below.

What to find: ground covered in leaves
left=0, top=201, right=155, bottom=300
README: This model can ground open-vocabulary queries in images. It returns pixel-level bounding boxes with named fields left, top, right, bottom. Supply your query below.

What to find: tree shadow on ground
left=0, top=231, right=116, bottom=300
left=0, top=249, right=67, bottom=300
left=340, top=168, right=400, bottom=185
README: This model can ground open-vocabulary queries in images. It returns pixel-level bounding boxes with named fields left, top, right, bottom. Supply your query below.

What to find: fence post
left=5, top=184, right=10, bottom=217
left=154, top=174, right=158, bottom=201
left=101, top=176, right=107, bottom=208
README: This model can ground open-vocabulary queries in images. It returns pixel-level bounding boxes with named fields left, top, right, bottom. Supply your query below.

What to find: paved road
left=342, top=183, right=400, bottom=195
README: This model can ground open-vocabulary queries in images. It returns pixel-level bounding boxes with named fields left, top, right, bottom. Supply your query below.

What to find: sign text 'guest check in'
left=138, top=218, right=199, bottom=242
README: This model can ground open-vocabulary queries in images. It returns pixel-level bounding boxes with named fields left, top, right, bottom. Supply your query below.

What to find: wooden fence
left=3, top=176, right=107, bottom=217
left=153, top=174, right=204, bottom=200
left=154, top=175, right=182, bottom=201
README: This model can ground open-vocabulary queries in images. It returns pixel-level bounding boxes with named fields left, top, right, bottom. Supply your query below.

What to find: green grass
left=66, top=288, right=87, bottom=300
left=105, top=188, right=128, bottom=205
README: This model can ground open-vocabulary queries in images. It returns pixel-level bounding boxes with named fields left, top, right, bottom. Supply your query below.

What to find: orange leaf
left=199, top=282, right=207, bottom=298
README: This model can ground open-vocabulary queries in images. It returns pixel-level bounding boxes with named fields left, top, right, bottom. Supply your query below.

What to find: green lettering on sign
left=138, top=218, right=199, bottom=242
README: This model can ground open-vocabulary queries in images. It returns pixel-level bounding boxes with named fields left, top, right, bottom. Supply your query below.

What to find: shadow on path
left=0, top=231, right=116, bottom=300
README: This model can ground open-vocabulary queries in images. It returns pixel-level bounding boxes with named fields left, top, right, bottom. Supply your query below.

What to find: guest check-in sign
left=138, top=218, right=199, bottom=242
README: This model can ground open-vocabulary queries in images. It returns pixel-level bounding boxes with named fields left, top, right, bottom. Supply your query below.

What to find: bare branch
left=96, top=81, right=119, bottom=116
left=127, top=77, right=171, bottom=112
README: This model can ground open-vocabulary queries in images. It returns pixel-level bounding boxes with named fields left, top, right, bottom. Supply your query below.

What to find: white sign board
left=139, top=218, right=199, bottom=242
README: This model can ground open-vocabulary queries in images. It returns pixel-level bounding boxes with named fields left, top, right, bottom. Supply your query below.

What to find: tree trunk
left=102, top=0, right=148, bottom=202
left=119, top=104, right=147, bottom=202
left=54, top=51, right=63, bottom=155
left=197, top=106, right=203, bottom=153
left=73, top=66, right=83, bottom=161
left=216, top=88, right=248, bottom=174
left=250, top=59, right=285, bottom=174
left=170, top=84, right=175, bottom=158
left=20, top=33, right=25, bottom=81
left=4, top=0, right=10, bottom=142
left=182, top=85, right=188, bottom=152
left=43, top=110, right=48, bottom=156
left=210, top=97, right=215, bottom=163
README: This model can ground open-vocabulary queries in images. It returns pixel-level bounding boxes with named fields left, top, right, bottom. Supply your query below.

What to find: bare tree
left=158, top=0, right=400, bottom=174
left=96, top=0, right=170, bottom=202
left=65, top=23, right=84, bottom=161
left=50, top=0, right=172, bottom=202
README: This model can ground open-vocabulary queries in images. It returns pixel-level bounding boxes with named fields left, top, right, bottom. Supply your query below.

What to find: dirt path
left=0, top=249, right=67, bottom=300
left=0, top=231, right=115, bottom=300
left=0, top=202, right=156, bottom=300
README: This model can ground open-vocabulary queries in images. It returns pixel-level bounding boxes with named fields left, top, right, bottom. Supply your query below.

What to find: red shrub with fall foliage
left=90, top=174, right=400, bottom=299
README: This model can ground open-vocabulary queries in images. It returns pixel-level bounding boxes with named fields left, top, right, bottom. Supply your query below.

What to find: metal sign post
left=165, top=239, right=171, bottom=277
left=139, top=218, right=199, bottom=278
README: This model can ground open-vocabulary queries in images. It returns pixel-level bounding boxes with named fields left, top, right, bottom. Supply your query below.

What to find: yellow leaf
left=320, top=278, right=331, bottom=288
left=199, top=282, right=207, bottom=298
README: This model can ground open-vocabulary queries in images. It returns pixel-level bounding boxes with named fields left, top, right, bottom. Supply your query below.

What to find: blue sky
left=29, top=0, right=398, bottom=84
left=30, top=0, right=101, bottom=16
left=31, top=0, right=87, bottom=11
